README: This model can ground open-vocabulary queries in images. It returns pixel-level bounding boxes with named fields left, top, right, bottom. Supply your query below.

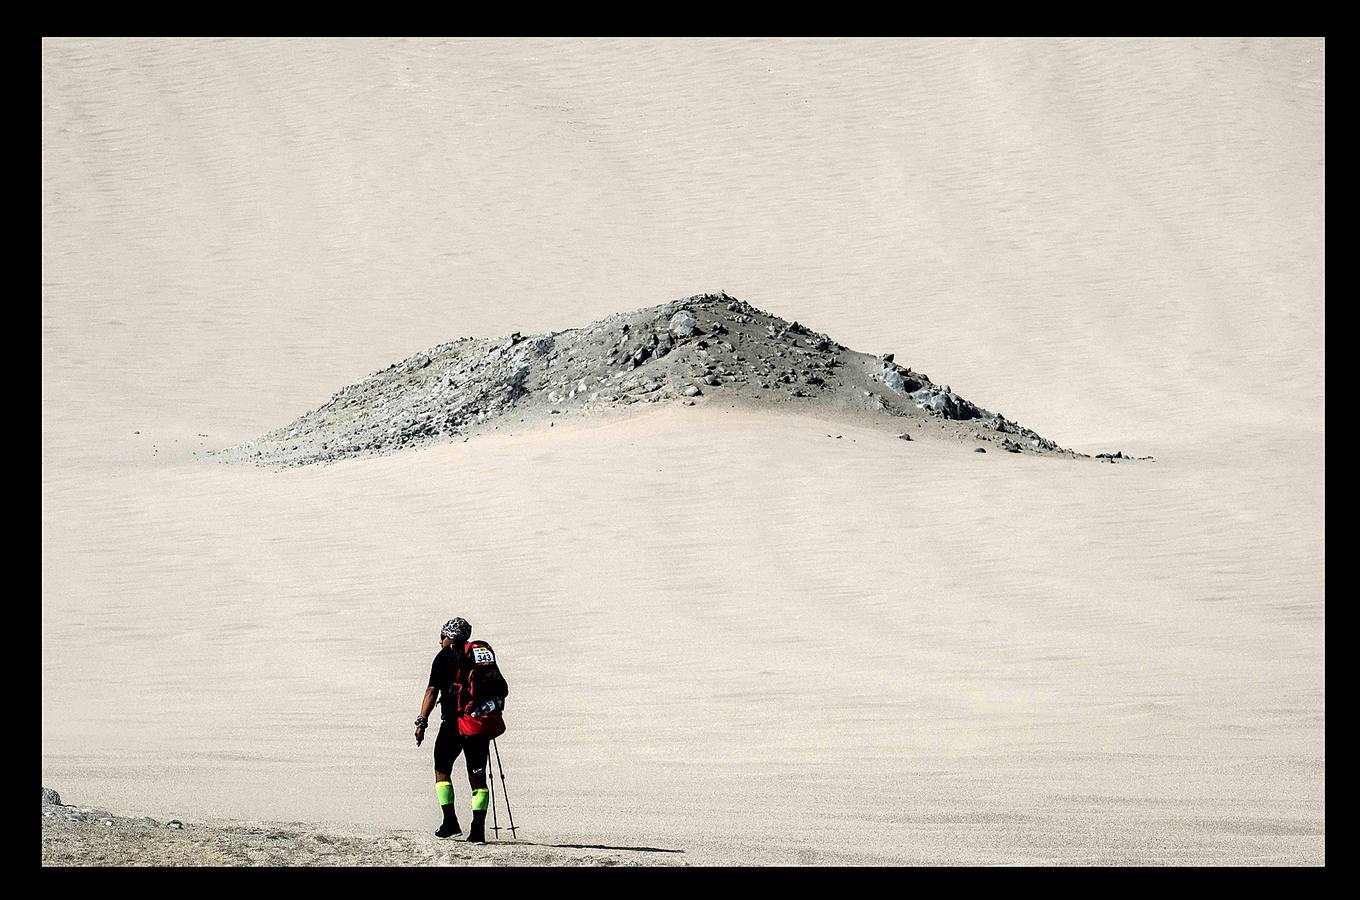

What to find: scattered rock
left=668, top=311, right=699, bottom=338
left=898, top=433, right=912, bottom=441
left=683, top=385, right=702, bottom=397
left=42, top=787, right=61, bottom=806
left=912, top=385, right=981, bottom=421
left=975, top=447, right=986, bottom=453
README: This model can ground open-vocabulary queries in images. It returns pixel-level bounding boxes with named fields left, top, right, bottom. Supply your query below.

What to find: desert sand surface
left=42, top=38, right=1323, bottom=865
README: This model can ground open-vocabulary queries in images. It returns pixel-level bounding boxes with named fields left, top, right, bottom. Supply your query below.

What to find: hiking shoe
left=466, top=818, right=486, bottom=843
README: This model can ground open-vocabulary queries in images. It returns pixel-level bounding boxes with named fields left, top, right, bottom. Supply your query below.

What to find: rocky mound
left=221, top=293, right=1088, bottom=467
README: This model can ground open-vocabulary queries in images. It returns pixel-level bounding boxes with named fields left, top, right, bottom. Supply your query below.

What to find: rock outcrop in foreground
left=222, top=293, right=1090, bottom=467
left=41, top=787, right=680, bottom=867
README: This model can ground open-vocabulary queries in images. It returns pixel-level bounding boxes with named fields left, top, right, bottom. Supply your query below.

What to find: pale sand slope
left=42, top=38, right=1323, bottom=865
left=43, top=407, right=1322, bottom=865
left=41, top=39, right=1323, bottom=456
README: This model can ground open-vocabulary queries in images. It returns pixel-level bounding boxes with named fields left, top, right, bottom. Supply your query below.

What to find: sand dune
left=42, top=38, right=1323, bottom=865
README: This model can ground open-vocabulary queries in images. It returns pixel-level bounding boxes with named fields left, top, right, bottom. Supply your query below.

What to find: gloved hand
left=468, top=698, right=502, bottom=718
left=414, top=715, right=428, bottom=745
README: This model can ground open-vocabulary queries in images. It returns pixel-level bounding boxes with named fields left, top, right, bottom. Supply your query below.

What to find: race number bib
left=472, top=646, right=495, bottom=665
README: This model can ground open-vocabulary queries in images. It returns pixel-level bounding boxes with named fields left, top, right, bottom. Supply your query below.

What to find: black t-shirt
left=428, top=646, right=459, bottom=720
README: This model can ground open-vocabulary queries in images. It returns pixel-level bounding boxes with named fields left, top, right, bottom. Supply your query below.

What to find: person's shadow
left=495, top=839, right=684, bottom=854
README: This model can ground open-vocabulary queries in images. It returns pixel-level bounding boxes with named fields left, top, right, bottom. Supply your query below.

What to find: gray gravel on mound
left=216, top=293, right=1093, bottom=467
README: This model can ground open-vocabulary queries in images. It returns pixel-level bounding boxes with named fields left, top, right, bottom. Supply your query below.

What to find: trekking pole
left=492, top=739, right=518, bottom=838
left=488, top=747, right=501, bottom=839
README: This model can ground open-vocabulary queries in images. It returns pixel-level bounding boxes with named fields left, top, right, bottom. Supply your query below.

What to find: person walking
left=414, top=617, right=510, bottom=842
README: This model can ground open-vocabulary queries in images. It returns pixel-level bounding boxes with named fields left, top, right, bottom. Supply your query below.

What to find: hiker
left=414, top=617, right=510, bottom=842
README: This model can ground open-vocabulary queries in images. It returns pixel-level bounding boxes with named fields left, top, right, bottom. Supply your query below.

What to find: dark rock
left=42, top=787, right=61, bottom=806
left=912, top=386, right=981, bottom=421
left=975, top=447, right=986, bottom=453
left=881, top=364, right=923, bottom=396
left=898, top=433, right=912, bottom=441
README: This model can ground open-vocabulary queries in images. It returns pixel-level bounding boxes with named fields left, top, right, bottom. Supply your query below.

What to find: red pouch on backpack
left=458, top=712, right=506, bottom=739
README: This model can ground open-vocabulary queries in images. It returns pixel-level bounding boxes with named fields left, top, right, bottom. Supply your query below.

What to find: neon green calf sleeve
left=436, top=781, right=453, bottom=806
left=471, top=788, right=489, bottom=811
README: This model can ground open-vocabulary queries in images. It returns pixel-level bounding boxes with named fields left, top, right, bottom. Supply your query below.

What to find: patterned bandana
left=441, top=617, right=471, bottom=642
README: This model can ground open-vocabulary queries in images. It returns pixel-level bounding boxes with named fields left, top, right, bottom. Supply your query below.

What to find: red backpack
left=456, top=640, right=509, bottom=738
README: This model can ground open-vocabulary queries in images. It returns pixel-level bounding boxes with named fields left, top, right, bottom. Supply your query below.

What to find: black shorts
left=433, top=722, right=490, bottom=777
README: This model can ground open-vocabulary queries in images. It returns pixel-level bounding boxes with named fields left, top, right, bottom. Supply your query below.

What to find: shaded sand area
left=42, top=406, right=1323, bottom=865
